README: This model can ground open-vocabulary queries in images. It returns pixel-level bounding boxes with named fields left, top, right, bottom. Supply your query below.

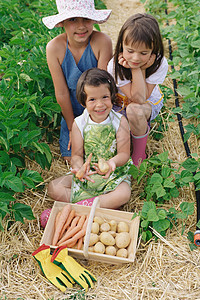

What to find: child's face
left=63, top=17, right=94, bottom=44
left=84, top=84, right=112, bottom=123
left=122, top=40, right=152, bottom=69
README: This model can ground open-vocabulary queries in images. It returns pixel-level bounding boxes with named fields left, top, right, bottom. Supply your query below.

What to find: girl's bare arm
left=91, top=31, right=113, bottom=70
left=118, top=53, right=156, bottom=103
left=71, top=121, right=84, bottom=169
left=46, top=37, right=74, bottom=131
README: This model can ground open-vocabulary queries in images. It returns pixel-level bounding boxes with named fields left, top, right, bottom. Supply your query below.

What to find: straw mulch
left=1, top=1, right=200, bottom=299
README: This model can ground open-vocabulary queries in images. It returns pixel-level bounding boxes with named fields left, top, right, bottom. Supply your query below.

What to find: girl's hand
left=71, top=167, right=96, bottom=183
left=141, top=54, right=156, bottom=70
left=118, top=53, right=131, bottom=69
left=93, top=160, right=116, bottom=179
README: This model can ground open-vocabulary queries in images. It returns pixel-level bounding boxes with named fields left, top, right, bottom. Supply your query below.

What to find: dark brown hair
left=76, top=68, right=118, bottom=106
left=114, top=13, right=164, bottom=81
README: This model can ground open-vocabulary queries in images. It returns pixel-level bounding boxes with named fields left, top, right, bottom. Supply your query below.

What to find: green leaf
left=0, top=151, right=10, bottom=165
left=0, top=192, right=16, bottom=202
left=158, top=209, right=167, bottom=220
left=170, top=187, right=179, bottom=198
left=0, top=136, right=9, bottom=151
left=182, top=158, right=199, bottom=173
left=180, top=202, right=194, bottom=216
left=157, top=151, right=169, bottom=162
left=128, top=165, right=139, bottom=179
left=191, top=40, right=200, bottom=48
left=153, top=219, right=170, bottom=233
left=0, top=202, right=10, bottom=214
left=180, top=170, right=194, bottom=184
left=20, top=73, right=32, bottom=82
left=163, top=178, right=176, bottom=188
left=187, top=231, right=194, bottom=243
left=141, top=220, right=149, bottom=228
left=161, top=166, right=171, bottom=178
left=12, top=203, right=35, bottom=222
left=5, top=176, right=24, bottom=193
left=0, top=214, right=4, bottom=231
left=147, top=209, right=159, bottom=222
left=141, top=201, right=156, bottom=218
left=189, top=243, right=197, bottom=251
left=21, top=169, right=43, bottom=183
left=149, top=173, right=163, bottom=184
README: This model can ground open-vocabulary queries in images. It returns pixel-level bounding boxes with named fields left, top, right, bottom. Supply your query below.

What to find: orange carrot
left=66, top=240, right=78, bottom=248
left=58, top=228, right=86, bottom=247
left=57, top=225, right=81, bottom=246
left=65, top=216, right=80, bottom=234
left=59, top=209, right=76, bottom=239
left=58, top=215, right=89, bottom=247
left=54, top=211, right=61, bottom=229
left=77, top=215, right=86, bottom=228
left=52, top=204, right=71, bottom=246
left=70, top=215, right=80, bottom=228
left=76, top=153, right=92, bottom=180
left=77, top=237, right=83, bottom=250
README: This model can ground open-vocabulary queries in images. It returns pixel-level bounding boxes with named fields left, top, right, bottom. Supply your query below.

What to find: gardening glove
left=32, top=244, right=74, bottom=292
left=51, top=246, right=97, bottom=291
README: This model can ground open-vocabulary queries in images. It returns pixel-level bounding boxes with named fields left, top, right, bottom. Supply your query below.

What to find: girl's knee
left=126, top=103, right=145, bottom=122
left=47, top=180, right=57, bottom=198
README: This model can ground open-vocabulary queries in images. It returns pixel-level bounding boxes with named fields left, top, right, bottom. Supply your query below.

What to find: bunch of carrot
left=52, top=204, right=89, bottom=250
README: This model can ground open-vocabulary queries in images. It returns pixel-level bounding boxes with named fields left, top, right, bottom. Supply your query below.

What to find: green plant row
left=0, top=0, right=63, bottom=229
left=0, top=0, right=109, bottom=229
left=142, top=0, right=200, bottom=140
left=131, top=0, right=200, bottom=249
left=130, top=152, right=199, bottom=247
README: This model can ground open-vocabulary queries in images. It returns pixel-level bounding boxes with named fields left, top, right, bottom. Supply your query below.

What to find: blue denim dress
left=59, top=40, right=97, bottom=157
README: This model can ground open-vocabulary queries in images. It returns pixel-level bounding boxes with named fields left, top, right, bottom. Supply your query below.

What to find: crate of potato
left=41, top=198, right=140, bottom=264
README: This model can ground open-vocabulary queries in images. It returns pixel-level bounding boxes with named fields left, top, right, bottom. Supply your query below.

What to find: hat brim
left=42, top=9, right=112, bottom=29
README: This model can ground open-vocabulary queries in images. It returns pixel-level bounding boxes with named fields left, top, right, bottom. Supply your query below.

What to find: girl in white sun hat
left=42, top=0, right=112, bottom=163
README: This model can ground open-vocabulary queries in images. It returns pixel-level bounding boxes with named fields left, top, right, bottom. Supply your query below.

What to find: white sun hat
left=42, top=0, right=112, bottom=29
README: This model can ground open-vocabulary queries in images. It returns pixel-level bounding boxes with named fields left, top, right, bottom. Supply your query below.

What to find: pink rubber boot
left=131, top=125, right=150, bottom=166
left=76, top=197, right=95, bottom=206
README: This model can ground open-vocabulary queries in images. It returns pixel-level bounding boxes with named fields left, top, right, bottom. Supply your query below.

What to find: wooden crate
left=41, top=200, right=140, bottom=264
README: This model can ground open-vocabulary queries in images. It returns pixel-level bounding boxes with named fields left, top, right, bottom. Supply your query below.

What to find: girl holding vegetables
left=47, top=68, right=133, bottom=209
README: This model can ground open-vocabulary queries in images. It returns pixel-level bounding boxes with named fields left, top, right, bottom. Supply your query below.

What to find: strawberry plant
left=130, top=152, right=198, bottom=241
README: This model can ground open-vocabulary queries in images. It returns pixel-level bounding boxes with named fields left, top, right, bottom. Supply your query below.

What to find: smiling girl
left=107, top=13, right=168, bottom=165
left=47, top=68, right=133, bottom=209
left=42, top=0, right=112, bottom=163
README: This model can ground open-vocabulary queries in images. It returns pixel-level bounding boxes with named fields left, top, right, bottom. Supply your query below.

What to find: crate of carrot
left=40, top=201, right=140, bottom=264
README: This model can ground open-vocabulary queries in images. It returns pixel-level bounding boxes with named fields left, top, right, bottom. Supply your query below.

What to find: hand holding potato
left=93, top=158, right=116, bottom=179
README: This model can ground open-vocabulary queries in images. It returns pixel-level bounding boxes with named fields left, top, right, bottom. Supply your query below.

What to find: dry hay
left=1, top=0, right=200, bottom=299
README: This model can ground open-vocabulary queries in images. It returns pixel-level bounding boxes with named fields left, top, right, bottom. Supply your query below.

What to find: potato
left=115, top=232, right=130, bottom=248
left=94, top=242, right=105, bottom=254
left=98, top=157, right=110, bottom=174
left=88, top=246, right=94, bottom=252
left=100, top=232, right=115, bottom=246
left=89, top=233, right=99, bottom=246
left=117, top=221, right=129, bottom=233
left=91, top=222, right=99, bottom=234
left=108, top=230, right=117, bottom=238
left=105, top=246, right=117, bottom=256
left=116, top=248, right=128, bottom=258
left=109, top=220, right=117, bottom=232
left=100, top=222, right=110, bottom=232
left=93, top=216, right=104, bottom=225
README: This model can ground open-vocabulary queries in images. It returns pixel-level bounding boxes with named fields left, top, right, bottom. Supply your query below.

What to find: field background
left=1, top=0, right=200, bottom=299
